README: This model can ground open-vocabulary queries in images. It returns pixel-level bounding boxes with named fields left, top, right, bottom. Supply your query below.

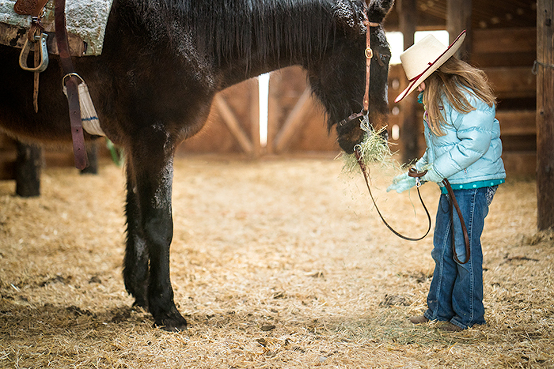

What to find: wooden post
left=537, top=0, right=554, bottom=230
left=447, top=0, right=472, bottom=62
left=15, top=141, right=41, bottom=197
left=398, top=0, right=419, bottom=163
left=250, top=78, right=261, bottom=159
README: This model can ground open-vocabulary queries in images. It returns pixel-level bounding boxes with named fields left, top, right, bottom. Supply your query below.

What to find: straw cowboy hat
left=395, top=30, right=466, bottom=103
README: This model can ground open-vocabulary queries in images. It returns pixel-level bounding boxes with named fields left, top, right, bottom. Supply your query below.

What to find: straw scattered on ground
left=0, top=156, right=552, bottom=368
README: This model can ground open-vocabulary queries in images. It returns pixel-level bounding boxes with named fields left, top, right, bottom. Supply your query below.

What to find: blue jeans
left=424, top=186, right=497, bottom=329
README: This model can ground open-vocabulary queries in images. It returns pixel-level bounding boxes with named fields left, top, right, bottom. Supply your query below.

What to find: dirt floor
left=0, top=155, right=552, bottom=368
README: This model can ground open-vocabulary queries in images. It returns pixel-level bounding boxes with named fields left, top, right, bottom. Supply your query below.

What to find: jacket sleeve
left=432, top=101, right=496, bottom=180
left=414, top=149, right=429, bottom=171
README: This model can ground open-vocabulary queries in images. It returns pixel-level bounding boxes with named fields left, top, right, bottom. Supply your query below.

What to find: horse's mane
left=135, top=0, right=365, bottom=68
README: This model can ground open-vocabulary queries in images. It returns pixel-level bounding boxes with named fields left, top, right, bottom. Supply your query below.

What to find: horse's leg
left=123, top=163, right=149, bottom=309
left=128, top=135, right=187, bottom=331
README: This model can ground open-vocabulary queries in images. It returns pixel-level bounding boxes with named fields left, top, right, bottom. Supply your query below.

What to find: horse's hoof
left=153, top=317, right=188, bottom=332
left=152, top=305, right=188, bottom=332
left=132, top=298, right=148, bottom=310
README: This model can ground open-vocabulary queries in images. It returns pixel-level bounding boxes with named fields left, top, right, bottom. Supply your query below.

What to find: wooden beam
left=447, top=0, right=472, bottom=61
left=273, top=87, right=312, bottom=154
left=214, top=95, right=253, bottom=154
left=398, top=0, right=420, bottom=163
left=249, top=78, right=261, bottom=158
left=15, top=142, right=41, bottom=197
left=536, top=0, right=554, bottom=230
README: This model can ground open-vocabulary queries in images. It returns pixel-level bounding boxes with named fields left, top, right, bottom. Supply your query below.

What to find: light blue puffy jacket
left=415, top=90, right=506, bottom=187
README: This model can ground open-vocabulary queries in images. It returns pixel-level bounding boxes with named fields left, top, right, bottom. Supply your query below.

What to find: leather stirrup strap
left=443, top=179, right=471, bottom=264
left=54, top=0, right=87, bottom=169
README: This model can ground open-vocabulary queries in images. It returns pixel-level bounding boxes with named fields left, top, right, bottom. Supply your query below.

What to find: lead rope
left=442, top=178, right=471, bottom=264
left=356, top=151, right=432, bottom=241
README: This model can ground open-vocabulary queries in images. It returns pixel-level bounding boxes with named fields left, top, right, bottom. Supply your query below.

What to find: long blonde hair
left=422, top=56, right=496, bottom=136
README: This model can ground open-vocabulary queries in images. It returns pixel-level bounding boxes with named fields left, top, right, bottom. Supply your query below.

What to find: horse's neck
left=206, top=0, right=342, bottom=86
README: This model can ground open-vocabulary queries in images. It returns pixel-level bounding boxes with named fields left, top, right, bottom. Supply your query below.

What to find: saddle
left=13, top=0, right=49, bottom=18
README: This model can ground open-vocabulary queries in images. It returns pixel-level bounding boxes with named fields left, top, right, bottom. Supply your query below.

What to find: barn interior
left=0, top=0, right=545, bottom=203
left=0, top=0, right=540, bottom=176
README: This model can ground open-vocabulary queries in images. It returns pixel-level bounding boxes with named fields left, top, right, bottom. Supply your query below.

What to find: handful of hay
left=340, top=116, right=398, bottom=174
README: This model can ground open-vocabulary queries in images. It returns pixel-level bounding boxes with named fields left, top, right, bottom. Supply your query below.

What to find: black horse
left=0, top=0, right=393, bottom=331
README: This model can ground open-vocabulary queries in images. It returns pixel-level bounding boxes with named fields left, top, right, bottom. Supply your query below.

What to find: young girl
left=387, top=31, right=506, bottom=332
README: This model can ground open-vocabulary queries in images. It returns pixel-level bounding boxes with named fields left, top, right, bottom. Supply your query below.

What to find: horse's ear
left=367, top=0, right=395, bottom=23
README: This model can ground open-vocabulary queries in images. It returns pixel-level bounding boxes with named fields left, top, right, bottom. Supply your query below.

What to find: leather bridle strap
left=442, top=178, right=471, bottom=264
left=362, top=17, right=380, bottom=114
left=356, top=151, right=432, bottom=241
left=55, top=0, right=88, bottom=170
left=336, top=15, right=380, bottom=128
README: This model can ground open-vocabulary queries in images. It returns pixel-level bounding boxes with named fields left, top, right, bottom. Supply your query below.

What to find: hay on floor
left=0, top=156, right=552, bottom=368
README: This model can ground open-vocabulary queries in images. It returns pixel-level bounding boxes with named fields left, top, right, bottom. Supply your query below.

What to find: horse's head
left=307, top=0, right=394, bottom=154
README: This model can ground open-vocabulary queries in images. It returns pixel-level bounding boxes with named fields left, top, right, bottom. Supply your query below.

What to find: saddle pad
left=0, top=0, right=113, bottom=56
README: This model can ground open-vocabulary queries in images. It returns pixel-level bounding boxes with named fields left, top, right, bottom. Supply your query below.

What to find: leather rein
left=351, top=13, right=471, bottom=264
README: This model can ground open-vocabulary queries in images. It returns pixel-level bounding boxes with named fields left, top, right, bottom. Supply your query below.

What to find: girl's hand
left=387, top=172, right=417, bottom=193
left=421, top=167, right=443, bottom=183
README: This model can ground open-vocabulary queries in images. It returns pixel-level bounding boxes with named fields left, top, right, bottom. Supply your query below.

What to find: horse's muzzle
left=337, top=111, right=389, bottom=154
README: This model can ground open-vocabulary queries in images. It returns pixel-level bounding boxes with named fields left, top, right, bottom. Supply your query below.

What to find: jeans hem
left=450, top=318, right=486, bottom=330
left=449, top=319, right=467, bottom=330
left=424, top=310, right=450, bottom=323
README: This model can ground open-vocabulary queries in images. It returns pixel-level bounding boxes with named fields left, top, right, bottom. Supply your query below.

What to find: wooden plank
left=273, top=87, right=312, bottom=153
left=214, top=95, right=253, bottom=154
left=536, top=0, right=554, bottom=230
left=497, top=110, right=536, bottom=135
left=473, top=28, right=536, bottom=54
left=501, top=135, right=536, bottom=152
left=471, top=52, right=536, bottom=68
left=484, top=67, right=536, bottom=99
left=502, top=151, right=536, bottom=178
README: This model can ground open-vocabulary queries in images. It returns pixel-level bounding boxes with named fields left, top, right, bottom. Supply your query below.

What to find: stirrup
left=19, top=32, right=49, bottom=73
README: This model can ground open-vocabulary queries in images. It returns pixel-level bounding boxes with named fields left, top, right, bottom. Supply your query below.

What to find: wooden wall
left=475, top=27, right=536, bottom=177
left=175, top=78, right=260, bottom=157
